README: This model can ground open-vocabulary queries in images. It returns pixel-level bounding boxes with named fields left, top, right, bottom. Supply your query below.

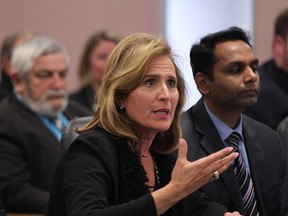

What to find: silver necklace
left=152, top=154, right=160, bottom=186
left=152, top=154, right=166, bottom=216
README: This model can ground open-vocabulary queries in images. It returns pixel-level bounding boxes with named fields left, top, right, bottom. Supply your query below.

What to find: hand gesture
left=170, top=138, right=238, bottom=197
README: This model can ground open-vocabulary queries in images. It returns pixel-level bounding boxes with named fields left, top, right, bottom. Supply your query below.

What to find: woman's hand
left=151, top=138, right=239, bottom=215
left=224, top=212, right=242, bottom=216
left=170, top=138, right=238, bottom=197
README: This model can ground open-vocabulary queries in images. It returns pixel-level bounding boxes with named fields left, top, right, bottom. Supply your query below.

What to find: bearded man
left=0, top=35, right=93, bottom=214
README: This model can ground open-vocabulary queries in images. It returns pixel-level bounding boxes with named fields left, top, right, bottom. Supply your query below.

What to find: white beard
left=22, top=89, right=68, bottom=118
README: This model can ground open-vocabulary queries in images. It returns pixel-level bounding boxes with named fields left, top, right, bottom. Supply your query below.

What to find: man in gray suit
left=0, top=35, right=92, bottom=213
left=181, top=27, right=288, bottom=216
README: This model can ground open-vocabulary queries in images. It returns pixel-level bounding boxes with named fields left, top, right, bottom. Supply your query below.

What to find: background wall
left=0, top=0, right=287, bottom=106
left=164, top=0, right=254, bottom=109
left=253, top=0, right=287, bottom=63
left=0, top=0, right=161, bottom=92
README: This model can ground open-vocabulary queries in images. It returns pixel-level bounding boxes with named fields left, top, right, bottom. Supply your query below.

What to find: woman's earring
left=120, top=105, right=125, bottom=110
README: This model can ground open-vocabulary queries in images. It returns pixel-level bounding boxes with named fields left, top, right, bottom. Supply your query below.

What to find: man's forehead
left=214, top=41, right=256, bottom=60
left=31, top=53, right=68, bottom=71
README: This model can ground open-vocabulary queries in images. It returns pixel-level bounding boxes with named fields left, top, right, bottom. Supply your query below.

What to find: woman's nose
left=159, top=83, right=170, bottom=100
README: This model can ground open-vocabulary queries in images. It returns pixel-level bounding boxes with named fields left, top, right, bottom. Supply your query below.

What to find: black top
left=48, top=126, right=228, bottom=216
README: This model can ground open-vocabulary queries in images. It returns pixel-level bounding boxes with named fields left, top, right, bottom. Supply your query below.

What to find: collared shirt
left=16, top=94, right=68, bottom=141
left=204, top=102, right=251, bottom=172
left=38, top=114, right=68, bottom=141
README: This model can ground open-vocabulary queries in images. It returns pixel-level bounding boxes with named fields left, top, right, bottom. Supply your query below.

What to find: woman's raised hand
left=170, top=138, right=239, bottom=197
left=151, top=139, right=239, bottom=215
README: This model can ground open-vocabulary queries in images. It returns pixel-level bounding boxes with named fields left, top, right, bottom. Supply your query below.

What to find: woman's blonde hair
left=78, top=33, right=186, bottom=154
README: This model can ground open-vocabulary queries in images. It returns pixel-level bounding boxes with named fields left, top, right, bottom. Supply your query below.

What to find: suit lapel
left=193, top=98, right=226, bottom=153
left=13, top=98, right=61, bottom=155
left=242, top=116, right=267, bottom=215
left=193, top=98, right=245, bottom=212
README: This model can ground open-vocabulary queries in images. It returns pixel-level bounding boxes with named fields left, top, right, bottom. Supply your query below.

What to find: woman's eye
left=145, top=79, right=156, bottom=87
left=167, top=79, right=176, bottom=87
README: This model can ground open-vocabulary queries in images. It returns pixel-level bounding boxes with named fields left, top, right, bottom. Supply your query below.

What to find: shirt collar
left=204, top=102, right=243, bottom=141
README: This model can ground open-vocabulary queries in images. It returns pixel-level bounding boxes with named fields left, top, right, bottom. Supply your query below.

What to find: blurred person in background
left=244, top=8, right=288, bottom=130
left=70, top=30, right=123, bottom=112
left=0, top=30, right=35, bottom=101
left=0, top=35, right=92, bottom=213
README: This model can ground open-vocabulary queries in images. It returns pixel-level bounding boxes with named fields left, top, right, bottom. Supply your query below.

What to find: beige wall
left=0, top=0, right=161, bottom=92
left=1, top=0, right=287, bottom=92
left=254, top=0, right=288, bottom=63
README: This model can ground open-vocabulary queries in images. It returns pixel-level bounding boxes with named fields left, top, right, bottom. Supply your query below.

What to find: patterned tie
left=54, top=117, right=63, bottom=130
left=50, top=117, right=63, bottom=131
left=226, top=132, right=259, bottom=216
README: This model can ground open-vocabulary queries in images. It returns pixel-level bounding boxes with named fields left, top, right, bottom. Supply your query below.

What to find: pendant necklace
left=152, top=154, right=160, bottom=188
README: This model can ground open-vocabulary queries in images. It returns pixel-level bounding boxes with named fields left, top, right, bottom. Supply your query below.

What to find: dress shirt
left=38, top=114, right=68, bottom=141
left=204, top=102, right=250, bottom=172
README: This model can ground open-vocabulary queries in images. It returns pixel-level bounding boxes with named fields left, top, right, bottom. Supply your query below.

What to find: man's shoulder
left=258, top=59, right=273, bottom=73
left=243, top=114, right=278, bottom=135
left=0, top=96, right=22, bottom=117
left=64, top=100, right=94, bottom=119
left=181, top=106, right=193, bottom=118
left=181, top=100, right=205, bottom=123
left=180, top=106, right=195, bottom=127
left=70, top=127, right=120, bottom=157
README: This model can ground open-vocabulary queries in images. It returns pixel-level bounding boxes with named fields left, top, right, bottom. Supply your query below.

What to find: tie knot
left=226, top=132, right=241, bottom=149
left=50, top=117, right=63, bottom=130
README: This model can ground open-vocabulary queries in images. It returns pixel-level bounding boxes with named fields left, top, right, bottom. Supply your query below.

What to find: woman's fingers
left=176, top=138, right=188, bottom=164
left=210, top=148, right=239, bottom=177
left=179, top=139, right=239, bottom=181
left=224, top=211, right=242, bottom=216
left=199, top=146, right=236, bottom=165
left=196, top=147, right=238, bottom=175
left=173, top=139, right=239, bottom=187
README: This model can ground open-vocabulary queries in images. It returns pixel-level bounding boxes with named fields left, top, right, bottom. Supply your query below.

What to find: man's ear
left=10, top=72, right=25, bottom=94
left=1, top=59, right=14, bottom=76
left=274, top=35, right=285, bottom=56
left=194, top=72, right=210, bottom=95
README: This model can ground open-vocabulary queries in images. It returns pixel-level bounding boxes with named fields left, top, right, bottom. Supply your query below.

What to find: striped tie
left=226, top=132, right=259, bottom=216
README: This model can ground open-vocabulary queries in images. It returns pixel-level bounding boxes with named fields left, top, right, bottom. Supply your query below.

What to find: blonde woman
left=48, top=33, right=240, bottom=216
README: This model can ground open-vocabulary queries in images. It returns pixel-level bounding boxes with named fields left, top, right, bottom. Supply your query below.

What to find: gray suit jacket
left=181, top=98, right=288, bottom=216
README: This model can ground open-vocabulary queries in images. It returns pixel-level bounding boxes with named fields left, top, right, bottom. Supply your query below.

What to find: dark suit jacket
left=48, top=127, right=229, bottom=216
left=69, top=85, right=95, bottom=113
left=0, top=96, right=93, bottom=213
left=0, top=198, right=6, bottom=216
left=0, top=71, right=13, bottom=102
left=181, top=98, right=288, bottom=216
left=0, top=71, right=13, bottom=101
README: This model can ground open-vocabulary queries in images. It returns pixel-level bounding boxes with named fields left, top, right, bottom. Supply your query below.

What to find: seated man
left=181, top=27, right=288, bottom=215
left=0, top=35, right=93, bottom=213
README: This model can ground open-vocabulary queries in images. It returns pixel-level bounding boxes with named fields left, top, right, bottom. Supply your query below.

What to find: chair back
left=60, top=116, right=93, bottom=154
